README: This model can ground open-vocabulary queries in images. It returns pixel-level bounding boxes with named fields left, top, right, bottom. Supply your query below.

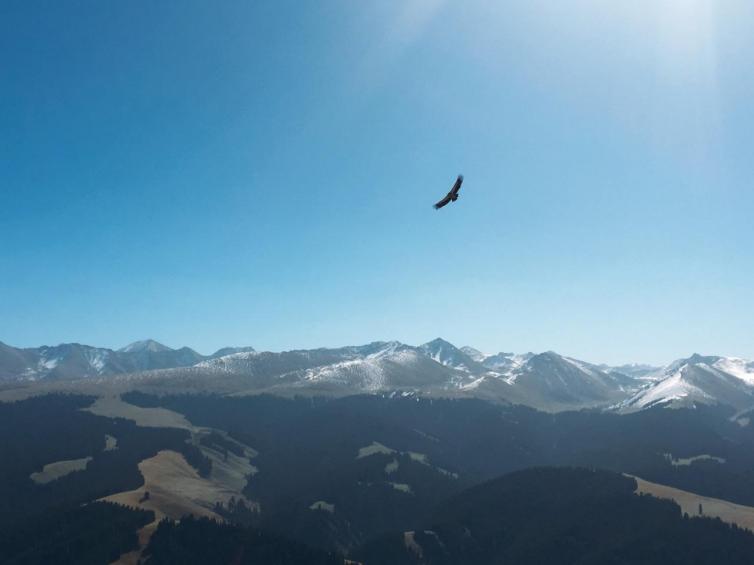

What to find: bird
left=433, top=175, right=464, bottom=210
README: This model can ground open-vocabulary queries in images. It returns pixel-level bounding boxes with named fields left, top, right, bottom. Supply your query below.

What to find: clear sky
left=2, top=0, right=752, bottom=365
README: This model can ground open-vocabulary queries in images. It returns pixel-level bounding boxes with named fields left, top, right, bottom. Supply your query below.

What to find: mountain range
left=0, top=339, right=251, bottom=381
left=1, top=338, right=752, bottom=413
left=618, top=354, right=754, bottom=413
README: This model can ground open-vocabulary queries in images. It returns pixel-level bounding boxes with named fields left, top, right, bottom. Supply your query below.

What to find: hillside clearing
left=104, top=434, right=118, bottom=450
left=357, top=442, right=396, bottom=458
left=30, top=456, right=93, bottom=484
left=85, top=395, right=197, bottom=431
left=104, top=450, right=257, bottom=564
left=631, top=475, right=754, bottom=532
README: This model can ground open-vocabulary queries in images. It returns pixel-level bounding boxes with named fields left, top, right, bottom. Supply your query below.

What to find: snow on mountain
left=117, top=340, right=204, bottom=371
left=195, top=350, right=263, bottom=372
left=210, top=346, right=256, bottom=358
left=119, top=339, right=173, bottom=353
left=599, top=363, right=662, bottom=380
left=3, top=336, right=752, bottom=415
left=480, top=352, right=533, bottom=374
left=282, top=346, right=470, bottom=394
left=460, top=346, right=486, bottom=363
left=506, top=351, right=631, bottom=409
left=13, top=343, right=120, bottom=380
left=619, top=371, right=705, bottom=411
left=0, top=337, right=651, bottom=410
left=618, top=354, right=754, bottom=412
left=189, top=343, right=642, bottom=411
left=419, top=339, right=489, bottom=374
left=159, top=339, right=471, bottom=395
left=711, top=357, right=754, bottom=386
left=0, top=339, right=212, bottom=381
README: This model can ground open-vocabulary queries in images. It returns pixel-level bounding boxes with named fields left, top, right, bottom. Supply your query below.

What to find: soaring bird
left=433, top=175, right=463, bottom=210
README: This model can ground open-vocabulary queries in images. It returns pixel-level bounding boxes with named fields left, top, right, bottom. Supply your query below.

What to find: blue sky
left=1, top=0, right=752, bottom=364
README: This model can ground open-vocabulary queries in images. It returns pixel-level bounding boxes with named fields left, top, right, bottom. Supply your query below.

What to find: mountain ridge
left=0, top=339, right=251, bottom=381
left=1, top=339, right=751, bottom=414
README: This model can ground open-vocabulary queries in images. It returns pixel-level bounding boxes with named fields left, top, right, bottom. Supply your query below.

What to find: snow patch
left=309, top=500, right=335, bottom=513
left=713, top=358, right=754, bottom=386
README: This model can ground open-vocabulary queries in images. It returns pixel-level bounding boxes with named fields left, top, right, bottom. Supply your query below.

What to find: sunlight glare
left=653, top=0, right=717, bottom=74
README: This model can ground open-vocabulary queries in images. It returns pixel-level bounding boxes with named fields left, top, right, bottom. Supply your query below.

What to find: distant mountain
left=2, top=337, right=751, bottom=414
left=211, top=346, right=256, bottom=358
left=0, top=341, right=36, bottom=379
left=459, top=345, right=486, bottom=362
left=193, top=341, right=465, bottom=395
left=600, top=362, right=661, bottom=380
left=619, top=354, right=754, bottom=412
left=419, top=338, right=489, bottom=374
left=185, top=347, right=754, bottom=412
left=146, top=342, right=650, bottom=411
left=481, top=351, right=532, bottom=372
left=460, top=351, right=639, bottom=411
left=457, top=348, right=534, bottom=373
left=0, top=342, right=124, bottom=380
left=515, top=351, right=631, bottom=402
left=0, top=339, right=252, bottom=381
left=118, top=340, right=205, bottom=372
left=118, top=339, right=173, bottom=353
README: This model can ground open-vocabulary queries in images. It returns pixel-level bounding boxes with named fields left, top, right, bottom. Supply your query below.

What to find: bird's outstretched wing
left=434, top=192, right=453, bottom=209
left=433, top=175, right=464, bottom=209
left=450, top=174, right=463, bottom=196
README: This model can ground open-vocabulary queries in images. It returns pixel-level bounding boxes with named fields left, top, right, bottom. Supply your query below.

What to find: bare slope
left=632, top=474, right=754, bottom=532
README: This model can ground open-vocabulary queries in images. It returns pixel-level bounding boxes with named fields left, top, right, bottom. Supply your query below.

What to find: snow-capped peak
left=712, top=357, right=754, bottom=386
left=460, top=346, right=487, bottom=362
left=419, top=338, right=483, bottom=373
left=618, top=355, right=754, bottom=412
left=119, top=339, right=173, bottom=353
